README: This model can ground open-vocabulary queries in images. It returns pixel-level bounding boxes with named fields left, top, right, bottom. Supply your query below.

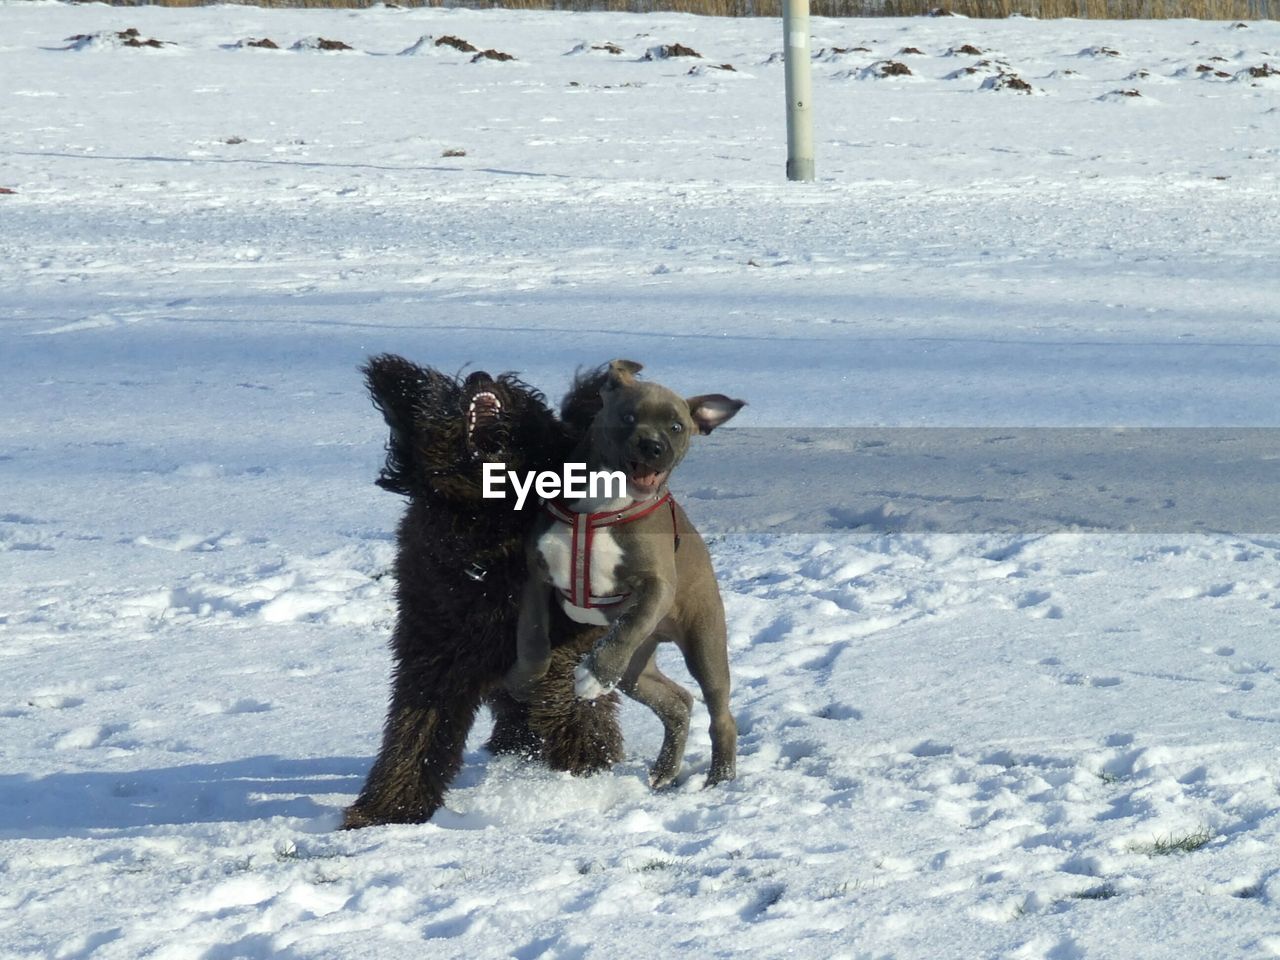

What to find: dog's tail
left=361, top=353, right=429, bottom=496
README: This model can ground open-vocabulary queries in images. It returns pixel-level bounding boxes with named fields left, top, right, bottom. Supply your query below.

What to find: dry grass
left=84, top=0, right=1275, bottom=18
left=1128, top=827, right=1215, bottom=856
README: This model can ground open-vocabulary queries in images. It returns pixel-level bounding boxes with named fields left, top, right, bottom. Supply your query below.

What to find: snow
left=2, top=2, right=1280, bottom=957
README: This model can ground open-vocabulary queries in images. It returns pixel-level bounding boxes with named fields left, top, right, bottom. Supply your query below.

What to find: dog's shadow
left=0, top=755, right=364, bottom=839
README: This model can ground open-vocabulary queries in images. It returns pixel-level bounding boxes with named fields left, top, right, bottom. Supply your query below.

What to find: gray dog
left=508, top=360, right=745, bottom=789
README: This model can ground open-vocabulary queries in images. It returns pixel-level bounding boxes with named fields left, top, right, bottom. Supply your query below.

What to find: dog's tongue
left=630, top=467, right=664, bottom=494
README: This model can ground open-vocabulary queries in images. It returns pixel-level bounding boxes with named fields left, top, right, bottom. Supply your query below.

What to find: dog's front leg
left=341, top=660, right=484, bottom=828
left=506, top=574, right=553, bottom=701
left=576, top=578, right=673, bottom=699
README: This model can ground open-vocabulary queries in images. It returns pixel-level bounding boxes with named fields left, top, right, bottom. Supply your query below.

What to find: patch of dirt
left=435, top=35, right=478, bottom=53
left=65, top=27, right=170, bottom=49
left=1111, top=88, right=1142, bottom=96
left=949, top=44, right=983, bottom=56
left=874, top=60, right=913, bottom=77
left=222, top=136, right=246, bottom=144
left=814, top=46, right=871, bottom=63
left=441, top=148, right=467, bottom=157
left=1079, top=45, right=1121, bottom=57
left=117, top=27, right=165, bottom=48
left=898, top=46, right=925, bottom=56
left=593, top=42, right=623, bottom=55
left=243, top=38, right=278, bottom=49
left=1246, top=62, right=1277, bottom=77
left=290, top=37, right=354, bottom=52
left=981, top=70, right=1034, bottom=93
left=946, top=57, right=1010, bottom=79
left=471, top=48, right=515, bottom=62
left=0, top=187, right=16, bottom=195
left=644, top=43, right=702, bottom=60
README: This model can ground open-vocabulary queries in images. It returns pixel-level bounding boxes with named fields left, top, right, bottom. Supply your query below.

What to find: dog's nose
left=637, top=436, right=664, bottom=460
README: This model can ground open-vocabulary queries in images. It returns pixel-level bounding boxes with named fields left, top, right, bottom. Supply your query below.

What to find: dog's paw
left=649, top=768, right=680, bottom=790
left=339, top=806, right=375, bottom=831
left=573, top=662, right=614, bottom=700
left=704, top=762, right=737, bottom=788
left=340, top=803, right=409, bottom=830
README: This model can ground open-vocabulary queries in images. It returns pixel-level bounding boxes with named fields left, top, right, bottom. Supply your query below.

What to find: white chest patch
left=536, top=522, right=625, bottom=626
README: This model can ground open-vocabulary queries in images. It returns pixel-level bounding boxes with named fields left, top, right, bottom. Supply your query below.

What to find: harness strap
left=545, top=492, right=680, bottom=609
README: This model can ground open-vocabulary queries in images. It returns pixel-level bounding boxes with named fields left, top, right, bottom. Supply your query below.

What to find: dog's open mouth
left=628, top=462, right=668, bottom=496
left=467, top=391, right=503, bottom=454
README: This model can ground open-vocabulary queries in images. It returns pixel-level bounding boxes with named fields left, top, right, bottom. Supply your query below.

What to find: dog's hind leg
left=620, top=642, right=692, bottom=790
left=342, top=679, right=483, bottom=829
left=677, top=626, right=738, bottom=787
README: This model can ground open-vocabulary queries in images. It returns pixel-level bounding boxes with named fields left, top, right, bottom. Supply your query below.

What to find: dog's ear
left=363, top=353, right=421, bottom=435
left=603, top=359, right=643, bottom=391
left=361, top=353, right=435, bottom=497
left=562, top=364, right=609, bottom=433
left=686, top=394, right=745, bottom=435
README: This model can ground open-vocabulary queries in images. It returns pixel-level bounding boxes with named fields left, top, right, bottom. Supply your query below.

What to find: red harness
left=543, top=492, right=680, bottom=610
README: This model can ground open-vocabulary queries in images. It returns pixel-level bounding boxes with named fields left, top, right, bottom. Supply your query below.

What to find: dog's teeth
left=467, top=393, right=503, bottom=440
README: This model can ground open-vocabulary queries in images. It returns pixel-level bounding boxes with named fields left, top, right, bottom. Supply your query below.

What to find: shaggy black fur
left=342, top=355, right=622, bottom=829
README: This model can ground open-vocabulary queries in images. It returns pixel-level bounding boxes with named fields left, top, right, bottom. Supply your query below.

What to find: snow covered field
left=3, top=3, right=1280, bottom=957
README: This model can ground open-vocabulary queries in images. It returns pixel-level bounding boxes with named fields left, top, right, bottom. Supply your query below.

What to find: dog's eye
left=622, top=412, right=637, bottom=426
left=670, top=422, right=683, bottom=434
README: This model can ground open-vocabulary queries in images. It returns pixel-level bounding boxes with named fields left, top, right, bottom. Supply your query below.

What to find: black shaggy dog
left=342, top=355, right=623, bottom=829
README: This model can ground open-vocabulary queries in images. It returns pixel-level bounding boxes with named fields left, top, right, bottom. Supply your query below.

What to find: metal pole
left=782, top=0, right=814, bottom=182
